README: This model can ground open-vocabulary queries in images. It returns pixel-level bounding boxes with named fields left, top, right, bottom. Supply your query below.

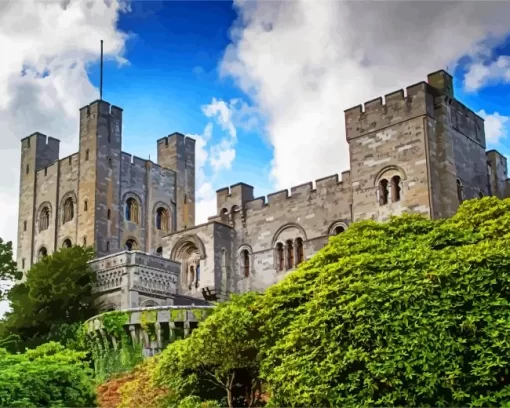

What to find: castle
left=16, top=70, right=510, bottom=310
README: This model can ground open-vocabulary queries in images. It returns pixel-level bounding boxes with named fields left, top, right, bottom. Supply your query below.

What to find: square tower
left=77, top=100, right=123, bottom=256
left=345, top=70, right=494, bottom=222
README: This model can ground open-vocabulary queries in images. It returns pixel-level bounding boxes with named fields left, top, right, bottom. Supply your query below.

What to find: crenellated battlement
left=344, top=81, right=435, bottom=141
left=79, top=99, right=123, bottom=119
left=157, top=132, right=195, bottom=148
left=35, top=159, right=59, bottom=178
left=218, top=171, right=351, bottom=212
left=343, top=70, right=463, bottom=142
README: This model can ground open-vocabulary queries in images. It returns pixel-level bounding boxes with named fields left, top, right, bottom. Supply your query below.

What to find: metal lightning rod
left=100, top=40, right=104, bottom=100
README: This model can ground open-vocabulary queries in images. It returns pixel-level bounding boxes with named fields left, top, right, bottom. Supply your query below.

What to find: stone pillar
left=129, top=325, right=137, bottom=343
left=155, top=322, right=162, bottom=349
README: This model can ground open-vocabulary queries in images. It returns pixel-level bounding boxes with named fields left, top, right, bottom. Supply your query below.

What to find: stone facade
left=17, top=99, right=195, bottom=277
left=162, top=70, right=510, bottom=303
left=17, top=70, right=510, bottom=310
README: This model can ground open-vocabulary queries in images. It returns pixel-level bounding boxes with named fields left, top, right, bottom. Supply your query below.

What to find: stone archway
left=172, top=240, right=202, bottom=290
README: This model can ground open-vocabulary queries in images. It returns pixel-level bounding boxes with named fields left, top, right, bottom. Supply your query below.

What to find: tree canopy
left=0, top=239, right=21, bottom=299
left=153, top=197, right=510, bottom=407
left=0, top=245, right=99, bottom=352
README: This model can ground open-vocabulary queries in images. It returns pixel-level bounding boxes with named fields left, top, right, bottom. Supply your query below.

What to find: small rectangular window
left=23, top=220, right=27, bottom=231
left=22, top=258, right=25, bottom=269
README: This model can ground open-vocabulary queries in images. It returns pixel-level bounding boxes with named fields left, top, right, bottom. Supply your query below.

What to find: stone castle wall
left=17, top=100, right=194, bottom=274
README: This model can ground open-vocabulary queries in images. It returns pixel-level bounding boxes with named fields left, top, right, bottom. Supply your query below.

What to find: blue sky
left=83, top=0, right=510, bottom=225
left=88, top=0, right=274, bottom=219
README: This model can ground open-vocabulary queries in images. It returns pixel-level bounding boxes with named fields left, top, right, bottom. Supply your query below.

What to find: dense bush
left=0, top=342, right=96, bottom=407
left=153, top=197, right=510, bottom=407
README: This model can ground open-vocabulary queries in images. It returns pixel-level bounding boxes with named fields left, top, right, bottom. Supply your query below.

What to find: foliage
left=149, top=197, right=510, bottom=407
left=0, top=245, right=99, bottom=352
left=155, top=293, right=261, bottom=408
left=91, top=336, right=144, bottom=384
left=258, top=197, right=510, bottom=406
left=0, top=341, right=96, bottom=407
left=0, top=238, right=21, bottom=299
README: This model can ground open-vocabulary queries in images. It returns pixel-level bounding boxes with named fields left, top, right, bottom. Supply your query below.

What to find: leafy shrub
left=259, top=197, right=510, bottom=406
left=0, top=342, right=96, bottom=407
left=134, top=197, right=510, bottom=406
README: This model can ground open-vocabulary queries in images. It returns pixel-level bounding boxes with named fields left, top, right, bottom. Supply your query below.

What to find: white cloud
left=221, top=0, right=510, bottom=190
left=464, top=56, right=510, bottom=92
left=0, top=0, right=129, bottom=317
left=0, top=0, right=129, bottom=246
left=189, top=98, right=250, bottom=224
left=478, top=109, right=509, bottom=145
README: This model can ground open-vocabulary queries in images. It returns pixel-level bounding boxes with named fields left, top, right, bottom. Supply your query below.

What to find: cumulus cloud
left=0, top=0, right=129, bottom=246
left=221, top=0, right=510, bottom=190
left=464, top=56, right=510, bottom=92
left=0, top=0, right=129, bottom=316
left=478, top=109, right=509, bottom=145
left=189, top=98, right=251, bottom=223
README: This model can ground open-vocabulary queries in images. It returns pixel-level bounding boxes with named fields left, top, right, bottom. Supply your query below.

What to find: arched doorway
left=172, top=239, right=202, bottom=290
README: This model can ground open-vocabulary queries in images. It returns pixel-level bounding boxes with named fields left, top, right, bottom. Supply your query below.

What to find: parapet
left=232, top=171, right=351, bottom=211
left=344, top=81, right=434, bottom=141
left=157, top=132, right=195, bottom=147
left=216, top=182, right=254, bottom=214
left=79, top=99, right=123, bottom=120
left=343, top=71, right=461, bottom=141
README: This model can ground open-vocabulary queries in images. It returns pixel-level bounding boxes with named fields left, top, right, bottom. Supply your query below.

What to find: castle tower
left=345, top=70, right=490, bottom=222
left=157, top=133, right=196, bottom=230
left=77, top=100, right=123, bottom=256
left=17, top=133, right=60, bottom=272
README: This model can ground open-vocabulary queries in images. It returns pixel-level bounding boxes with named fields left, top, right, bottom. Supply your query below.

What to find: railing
left=85, top=305, right=215, bottom=357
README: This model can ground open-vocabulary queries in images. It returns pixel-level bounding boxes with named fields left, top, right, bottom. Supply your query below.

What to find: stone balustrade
left=85, top=305, right=215, bottom=357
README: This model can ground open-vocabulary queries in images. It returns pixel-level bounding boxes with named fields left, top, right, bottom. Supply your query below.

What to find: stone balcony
left=84, top=305, right=215, bottom=357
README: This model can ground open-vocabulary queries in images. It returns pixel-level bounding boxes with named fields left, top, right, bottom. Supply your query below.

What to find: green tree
left=0, top=239, right=21, bottom=299
left=0, top=341, right=96, bottom=407
left=0, top=245, right=99, bottom=352
left=258, top=197, right=510, bottom=406
left=155, top=293, right=261, bottom=408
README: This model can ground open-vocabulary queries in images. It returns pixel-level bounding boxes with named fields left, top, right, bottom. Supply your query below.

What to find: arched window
left=84, top=200, right=88, bottom=212
left=107, top=157, right=112, bottom=168
left=286, top=240, right=294, bottom=269
left=26, top=164, right=30, bottom=174
left=156, top=246, right=163, bottom=256
left=276, top=243, right=284, bottom=272
left=456, top=179, right=464, bottom=203
left=156, top=207, right=169, bottom=232
left=379, top=179, right=389, bottom=205
left=39, top=207, right=50, bottom=232
left=62, top=239, right=72, bottom=248
left=85, top=149, right=89, bottom=161
left=242, top=249, right=250, bottom=277
left=125, top=239, right=137, bottom=251
left=62, top=197, right=74, bottom=224
left=107, top=209, right=111, bottom=219
left=126, top=198, right=139, bottom=224
left=106, top=241, right=110, bottom=252
left=295, top=238, right=304, bottom=266
left=38, top=246, right=47, bottom=260
left=391, top=175, right=401, bottom=202
left=334, top=225, right=345, bottom=235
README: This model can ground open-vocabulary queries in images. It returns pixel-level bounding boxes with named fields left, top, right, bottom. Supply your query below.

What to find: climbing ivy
left=140, top=310, right=158, bottom=341
left=171, top=309, right=184, bottom=321
left=102, top=311, right=130, bottom=337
